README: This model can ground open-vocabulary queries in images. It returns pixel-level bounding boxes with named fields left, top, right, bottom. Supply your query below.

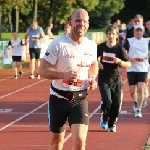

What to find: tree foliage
left=4, top=0, right=147, bottom=33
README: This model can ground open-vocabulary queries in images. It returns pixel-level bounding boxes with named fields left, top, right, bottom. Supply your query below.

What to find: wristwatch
left=118, top=61, right=122, bottom=66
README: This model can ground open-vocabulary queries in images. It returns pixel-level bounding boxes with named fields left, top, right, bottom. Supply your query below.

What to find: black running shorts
left=48, top=94, right=89, bottom=133
left=29, top=48, right=41, bottom=59
left=127, top=72, right=148, bottom=85
left=12, top=56, right=21, bottom=62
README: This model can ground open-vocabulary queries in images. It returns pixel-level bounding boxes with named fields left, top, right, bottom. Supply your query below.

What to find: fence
left=0, top=32, right=105, bottom=67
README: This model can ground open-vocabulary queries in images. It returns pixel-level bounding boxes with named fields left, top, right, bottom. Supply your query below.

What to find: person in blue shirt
left=25, top=20, right=45, bottom=79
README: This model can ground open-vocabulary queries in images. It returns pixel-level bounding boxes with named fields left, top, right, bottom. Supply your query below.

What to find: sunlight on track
left=0, top=101, right=48, bottom=131
left=0, top=79, right=47, bottom=99
left=0, top=71, right=30, bottom=82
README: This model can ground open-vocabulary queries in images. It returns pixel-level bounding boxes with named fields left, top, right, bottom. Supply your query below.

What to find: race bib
left=134, top=58, right=144, bottom=62
left=32, top=35, right=38, bottom=40
left=63, top=79, right=83, bottom=90
left=102, top=52, right=115, bottom=64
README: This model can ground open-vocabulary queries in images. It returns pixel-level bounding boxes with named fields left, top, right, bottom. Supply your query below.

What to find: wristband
left=118, top=61, right=122, bottom=66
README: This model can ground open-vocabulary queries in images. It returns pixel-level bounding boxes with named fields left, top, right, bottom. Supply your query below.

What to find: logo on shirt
left=45, top=51, right=50, bottom=56
left=77, top=62, right=91, bottom=67
left=65, top=54, right=75, bottom=58
left=84, top=52, right=92, bottom=56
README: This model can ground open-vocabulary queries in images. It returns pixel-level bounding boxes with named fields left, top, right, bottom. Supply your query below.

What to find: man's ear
left=69, top=21, right=71, bottom=26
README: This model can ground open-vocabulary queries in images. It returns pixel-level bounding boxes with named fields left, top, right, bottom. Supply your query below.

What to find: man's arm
left=39, top=27, right=45, bottom=42
left=38, top=58, right=77, bottom=81
left=24, top=28, right=29, bottom=44
left=88, top=60, right=98, bottom=79
left=38, top=59, right=64, bottom=79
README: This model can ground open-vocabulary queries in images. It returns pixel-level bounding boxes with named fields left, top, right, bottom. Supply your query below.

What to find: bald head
left=71, top=9, right=89, bottom=20
left=69, top=8, right=89, bottom=42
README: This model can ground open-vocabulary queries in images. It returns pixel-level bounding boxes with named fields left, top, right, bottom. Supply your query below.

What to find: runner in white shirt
left=6, top=32, right=25, bottom=79
left=38, top=9, right=98, bottom=150
left=124, top=24, right=150, bottom=118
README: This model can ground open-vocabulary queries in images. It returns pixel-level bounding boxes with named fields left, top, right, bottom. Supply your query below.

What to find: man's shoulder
left=50, top=35, right=69, bottom=45
left=97, top=42, right=106, bottom=47
left=83, top=37, right=96, bottom=45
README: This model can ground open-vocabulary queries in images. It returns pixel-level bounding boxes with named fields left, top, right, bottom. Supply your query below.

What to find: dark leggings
left=99, top=82, right=122, bottom=127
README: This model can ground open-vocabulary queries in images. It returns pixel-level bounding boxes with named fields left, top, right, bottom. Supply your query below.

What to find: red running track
left=0, top=63, right=150, bottom=150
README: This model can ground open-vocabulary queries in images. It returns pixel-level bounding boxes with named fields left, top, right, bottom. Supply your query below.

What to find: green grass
left=1, top=33, right=25, bottom=41
left=0, top=29, right=106, bottom=41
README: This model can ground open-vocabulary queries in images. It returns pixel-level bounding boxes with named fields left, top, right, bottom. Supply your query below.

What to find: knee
left=50, top=138, right=63, bottom=150
left=131, top=92, right=137, bottom=99
left=137, top=87, right=144, bottom=95
left=73, top=137, right=86, bottom=149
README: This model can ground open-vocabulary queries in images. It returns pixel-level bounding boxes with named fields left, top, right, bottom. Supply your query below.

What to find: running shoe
left=29, top=74, right=35, bottom=79
left=100, top=121, right=108, bottom=129
left=14, top=75, right=17, bottom=79
left=135, top=109, right=142, bottom=118
left=108, top=125, right=116, bottom=132
left=133, top=101, right=137, bottom=112
left=19, top=70, right=23, bottom=77
left=142, top=100, right=147, bottom=108
left=36, top=74, right=40, bottom=79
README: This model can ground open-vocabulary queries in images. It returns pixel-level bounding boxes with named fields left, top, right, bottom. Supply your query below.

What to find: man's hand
left=63, top=71, right=78, bottom=82
left=98, top=61, right=104, bottom=70
left=88, top=78, right=97, bottom=90
left=113, top=57, right=121, bottom=64
left=129, top=58, right=136, bottom=63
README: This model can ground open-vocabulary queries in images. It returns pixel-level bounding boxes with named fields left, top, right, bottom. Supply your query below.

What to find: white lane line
left=64, top=78, right=128, bottom=143
left=0, top=71, right=30, bottom=81
left=0, top=79, right=47, bottom=99
left=0, top=144, right=49, bottom=147
left=0, top=101, right=48, bottom=131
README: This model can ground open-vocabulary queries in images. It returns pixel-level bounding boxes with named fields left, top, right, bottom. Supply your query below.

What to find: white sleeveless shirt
left=127, top=37, right=149, bottom=72
left=10, top=38, right=22, bottom=56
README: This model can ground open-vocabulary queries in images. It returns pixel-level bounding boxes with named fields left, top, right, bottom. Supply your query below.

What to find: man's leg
left=35, top=48, right=41, bottom=79
left=71, top=124, right=88, bottom=150
left=49, top=132, right=65, bottom=150
left=137, top=82, right=146, bottom=109
left=99, top=83, right=111, bottom=129
left=29, top=48, right=35, bottom=79
left=13, top=61, right=18, bottom=79
left=29, top=58, right=35, bottom=78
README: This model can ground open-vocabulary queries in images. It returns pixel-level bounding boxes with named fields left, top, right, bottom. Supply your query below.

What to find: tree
left=89, top=0, right=125, bottom=28
left=32, top=0, right=38, bottom=20
left=111, top=0, right=150, bottom=24
left=48, top=0, right=99, bottom=34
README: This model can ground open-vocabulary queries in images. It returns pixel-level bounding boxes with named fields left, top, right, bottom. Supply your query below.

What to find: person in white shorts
left=38, top=9, right=98, bottom=150
left=6, top=32, right=25, bottom=79
left=124, top=24, right=150, bottom=118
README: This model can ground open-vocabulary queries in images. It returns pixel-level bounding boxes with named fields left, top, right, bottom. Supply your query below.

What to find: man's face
left=70, top=10, right=89, bottom=37
left=31, top=22, right=38, bottom=30
left=106, top=29, right=118, bottom=43
left=134, top=28, right=144, bottom=39
left=12, top=32, right=18, bottom=39
left=134, top=17, right=143, bottom=25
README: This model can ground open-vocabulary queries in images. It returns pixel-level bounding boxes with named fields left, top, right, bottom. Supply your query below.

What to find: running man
left=124, top=24, right=150, bottom=117
left=38, top=9, right=98, bottom=150
left=97, top=24, right=131, bottom=132
left=25, top=20, right=45, bottom=79
left=6, top=32, right=25, bottom=79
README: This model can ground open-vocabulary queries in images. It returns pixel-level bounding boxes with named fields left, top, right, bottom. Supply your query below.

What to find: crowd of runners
left=4, top=9, right=150, bottom=150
